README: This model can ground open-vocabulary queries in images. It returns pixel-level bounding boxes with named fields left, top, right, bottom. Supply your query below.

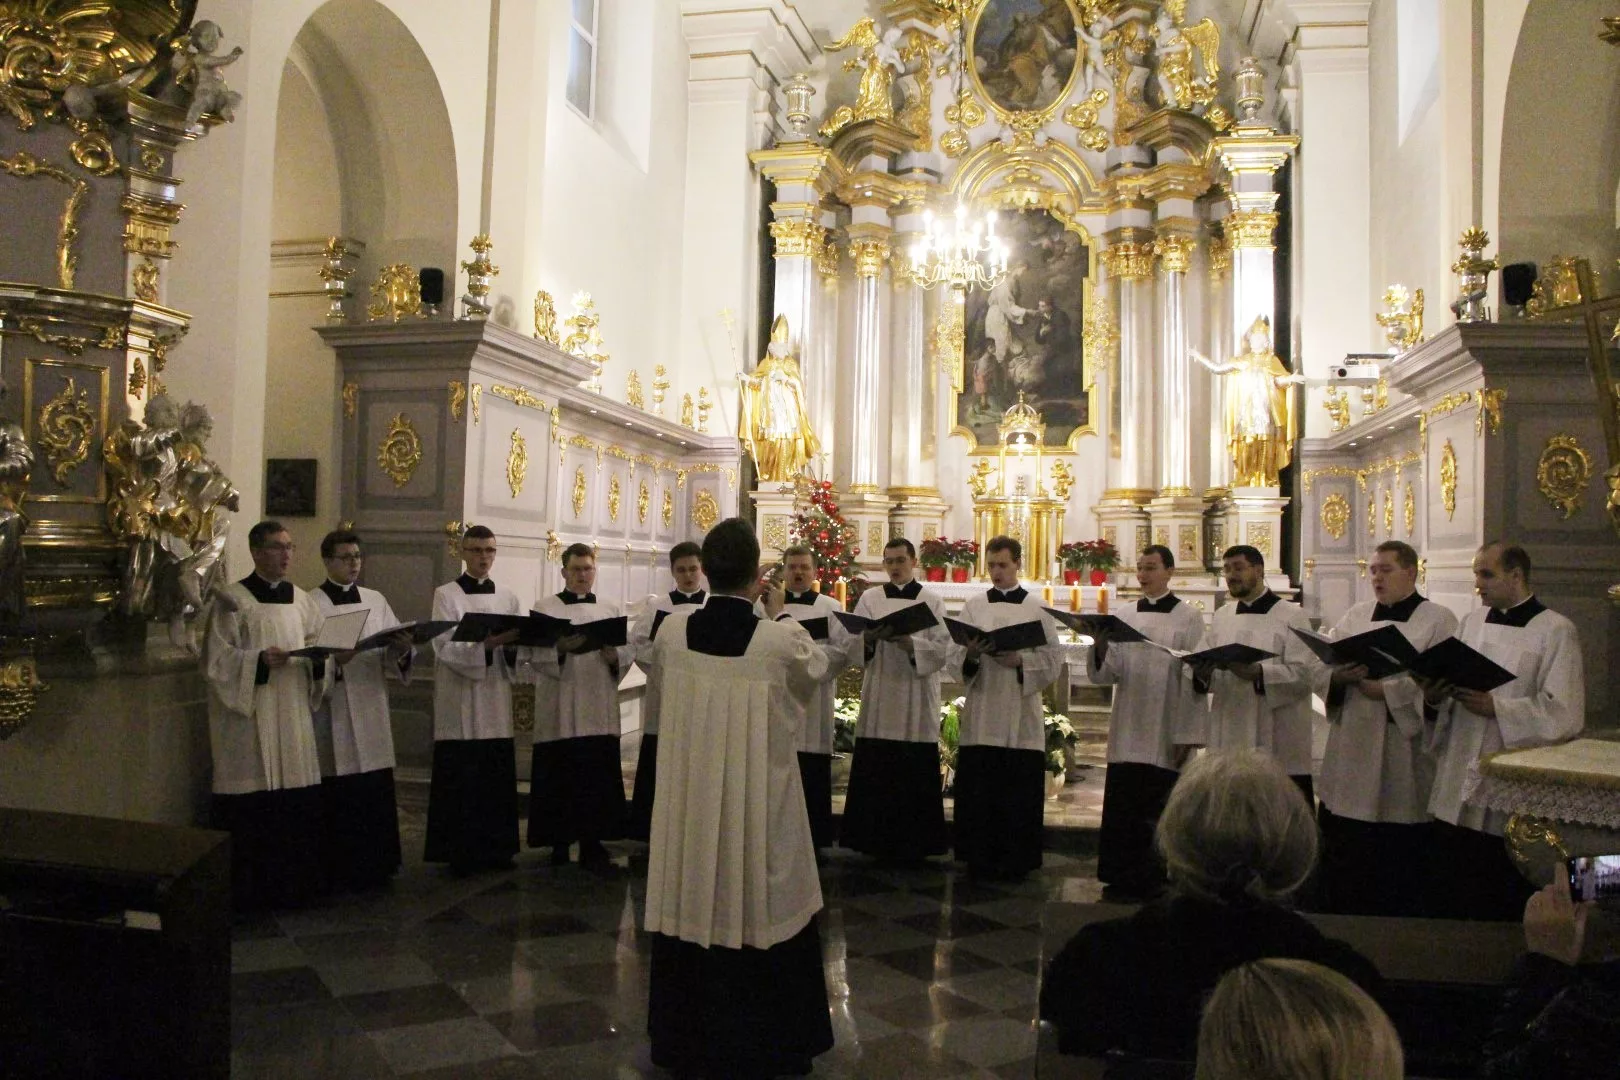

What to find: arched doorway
left=266, top=0, right=457, bottom=569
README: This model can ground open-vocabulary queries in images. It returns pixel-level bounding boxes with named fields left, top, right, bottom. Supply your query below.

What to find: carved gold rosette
left=1319, top=493, right=1350, bottom=540
left=1537, top=434, right=1591, bottom=519
left=692, top=489, right=720, bottom=532
left=37, top=375, right=95, bottom=485
left=505, top=429, right=527, bottom=498
left=1439, top=440, right=1458, bottom=520
left=376, top=413, right=422, bottom=487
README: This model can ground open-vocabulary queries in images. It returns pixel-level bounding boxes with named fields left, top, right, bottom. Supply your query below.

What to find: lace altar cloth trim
left=1462, top=770, right=1620, bottom=830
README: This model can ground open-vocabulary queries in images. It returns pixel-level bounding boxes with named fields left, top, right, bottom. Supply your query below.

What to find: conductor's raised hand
left=761, top=576, right=786, bottom=620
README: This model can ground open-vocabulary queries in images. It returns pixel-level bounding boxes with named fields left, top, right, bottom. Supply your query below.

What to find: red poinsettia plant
left=919, top=538, right=951, bottom=569
left=948, top=539, right=980, bottom=568
left=1057, top=540, right=1091, bottom=571
left=785, top=473, right=858, bottom=588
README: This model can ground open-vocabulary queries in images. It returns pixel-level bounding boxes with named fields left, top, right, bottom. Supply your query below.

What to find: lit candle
left=1069, top=585, right=1080, bottom=613
left=1097, top=584, right=1109, bottom=615
left=811, top=578, right=821, bottom=593
left=835, top=580, right=847, bottom=606
left=1042, top=584, right=1053, bottom=606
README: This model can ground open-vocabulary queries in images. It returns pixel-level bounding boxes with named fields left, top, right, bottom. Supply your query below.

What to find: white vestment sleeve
left=1170, top=607, right=1209, bottom=745
left=432, top=589, right=491, bottom=681
left=204, top=600, right=260, bottom=716
left=1495, top=619, right=1586, bottom=749
left=1018, top=615, right=1065, bottom=694
left=299, top=592, right=335, bottom=712
left=1259, top=606, right=1316, bottom=707
left=630, top=598, right=660, bottom=667
left=908, top=596, right=951, bottom=677
left=784, top=621, right=831, bottom=703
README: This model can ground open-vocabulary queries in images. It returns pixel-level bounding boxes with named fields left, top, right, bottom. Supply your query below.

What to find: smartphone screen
left=1566, top=855, right=1620, bottom=903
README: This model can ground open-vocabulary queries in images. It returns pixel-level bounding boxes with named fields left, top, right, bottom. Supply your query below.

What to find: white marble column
left=1155, top=230, right=1197, bottom=496
left=1205, top=223, right=1233, bottom=494
left=1103, top=233, right=1157, bottom=500
left=888, top=235, right=925, bottom=488
left=849, top=233, right=890, bottom=494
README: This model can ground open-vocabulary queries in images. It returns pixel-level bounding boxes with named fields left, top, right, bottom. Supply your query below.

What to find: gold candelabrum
left=968, top=394, right=1068, bottom=580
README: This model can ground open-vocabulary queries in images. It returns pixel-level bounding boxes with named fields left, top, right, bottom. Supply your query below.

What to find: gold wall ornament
left=662, top=489, right=674, bottom=528
left=1, top=150, right=88, bottom=289
left=1537, top=433, right=1592, bottom=519
left=572, top=466, right=587, bottom=518
left=1417, top=557, right=1427, bottom=586
left=815, top=239, right=841, bottom=280
left=505, top=429, right=527, bottom=498
left=692, top=489, right=720, bottom=532
left=1367, top=488, right=1376, bottom=536
left=696, top=387, right=712, bottom=433
left=0, top=656, right=45, bottom=740
left=546, top=529, right=563, bottom=563
left=445, top=520, right=463, bottom=556
left=1474, top=387, right=1505, bottom=436
left=470, top=383, right=482, bottom=424
left=489, top=383, right=548, bottom=413
left=607, top=475, right=621, bottom=521
left=819, top=17, right=898, bottom=138
left=1100, top=241, right=1154, bottom=281
left=769, top=218, right=826, bottom=259
left=376, top=413, right=422, bottom=487
left=341, top=380, right=358, bottom=419
left=1301, top=464, right=1367, bottom=494
left=127, top=356, right=145, bottom=398
left=8, top=318, right=122, bottom=356
left=1153, top=232, right=1197, bottom=275
left=762, top=514, right=790, bottom=551
left=1081, top=296, right=1119, bottom=394
left=935, top=288, right=967, bottom=393
left=1404, top=483, right=1416, bottom=534
left=1320, top=492, right=1350, bottom=540
left=1439, top=439, right=1458, bottom=520
left=637, top=479, right=649, bottom=524
left=131, top=257, right=159, bottom=302
left=895, top=25, right=945, bottom=151
left=1322, top=386, right=1351, bottom=432
left=940, top=125, right=969, bottom=158
left=1526, top=256, right=1583, bottom=317
left=138, top=144, right=164, bottom=173
left=562, top=291, right=608, bottom=392
left=448, top=380, right=466, bottom=423
left=1206, top=230, right=1232, bottom=280
left=626, top=370, right=645, bottom=410
left=37, top=375, right=95, bottom=485
left=850, top=238, right=892, bottom=279
left=679, top=393, right=694, bottom=428
left=1245, top=521, right=1273, bottom=560
left=532, top=290, right=558, bottom=343
left=367, top=264, right=424, bottom=321
left=1376, top=285, right=1425, bottom=352
left=1062, top=88, right=1111, bottom=153
left=1383, top=487, right=1394, bottom=535
left=1050, top=459, right=1076, bottom=499
left=1223, top=209, right=1279, bottom=250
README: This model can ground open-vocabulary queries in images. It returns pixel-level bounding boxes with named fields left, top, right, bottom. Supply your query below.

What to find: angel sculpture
left=819, top=17, right=905, bottom=139
left=171, top=20, right=244, bottom=126
left=1151, top=3, right=1221, bottom=113
left=1191, top=316, right=1306, bottom=488
left=1076, top=15, right=1114, bottom=96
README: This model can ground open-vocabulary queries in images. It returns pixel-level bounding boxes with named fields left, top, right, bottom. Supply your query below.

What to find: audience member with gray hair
left=1039, top=750, right=1384, bottom=1064
left=1196, top=958, right=1405, bottom=1080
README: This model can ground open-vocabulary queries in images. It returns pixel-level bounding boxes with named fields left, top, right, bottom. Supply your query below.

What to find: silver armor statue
left=0, top=380, right=34, bottom=624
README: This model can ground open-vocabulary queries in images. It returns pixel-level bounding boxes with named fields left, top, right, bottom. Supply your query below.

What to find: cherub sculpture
left=1150, top=2, right=1220, bottom=113
left=819, top=17, right=905, bottom=139
left=1076, top=15, right=1114, bottom=96
left=171, top=20, right=244, bottom=127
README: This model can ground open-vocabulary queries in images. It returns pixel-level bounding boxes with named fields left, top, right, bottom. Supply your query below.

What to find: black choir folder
left=1292, top=624, right=1419, bottom=680
left=290, top=608, right=369, bottom=657
left=356, top=620, right=459, bottom=650
left=1406, top=636, right=1517, bottom=693
left=833, top=603, right=939, bottom=637
left=794, top=616, right=830, bottom=642
left=1178, top=642, right=1277, bottom=667
left=944, top=617, right=1048, bottom=653
left=451, top=612, right=628, bottom=649
left=1042, top=608, right=1148, bottom=643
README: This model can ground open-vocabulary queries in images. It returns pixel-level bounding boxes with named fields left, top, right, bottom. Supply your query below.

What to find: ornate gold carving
left=1101, top=241, right=1154, bottom=281
left=1474, top=388, right=1505, bottom=437
left=38, top=375, right=94, bottom=485
left=679, top=393, right=694, bottom=427
left=490, top=384, right=548, bottom=412
left=626, top=370, right=644, bottom=410
left=448, top=380, right=466, bottom=423
left=446, top=521, right=463, bottom=556
left=1206, top=230, right=1232, bottom=281
left=696, top=387, right=712, bottom=434
left=470, top=383, right=482, bottom=424
left=651, top=365, right=669, bottom=415
left=1301, top=465, right=1366, bottom=494
left=935, top=287, right=966, bottom=393
left=572, top=466, right=587, bottom=518
left=606, top=475, right=622, bottom=521
left=367, top=264, right=424, bottom=321
left=1050, top=460, right=1076, bottom=499
left=1527, top=256, right=1582, bottom=317
left=769, top=218, right=826, bottom=259
left=1081, top=296, right=1118, bottom=395
left=546, top=529, right=563, bottom=563
left=850, top=238, right=891, bottom=279
left=458, top=234, right=498, bottom=319
left=533, top=290, right=558, bottom=343
left=819, top=18, right=897, bottom=138
left=939, top=126, right=969, bottom=158
left=511, top=683, right=535, bottom=735
left=1417, top=557, right=1427, bottom=586
left=1223, top=209, right=1279, bottom=250
left=505, top=429, right=527, bottom=498
left=138, top=144, right=164, bottom=173
left=562, top=292, right=608, bottom=392
left=376, top=413, right=422, bottom=487
left=0, top=656, right=45, bottom=739
left=1320, top=493, right=1350, bottom=540
left=815, top=238, right=841, bottom=280
left=867, top=520, right=884, bottom=553
left=1439, top=440, right=1458, bottom=520
left=1383, top=488, right=1393, bottom=535
left=637, top=479, right=649, bottom=525
left=1, top=151, right=87, bottom=289
left=1153, top=232, right=1197, bottom=275
left=1506, top=815, right=1570, bottom=867
left=1537, top=434, right=1592, bottom=519
left=7, top=318, right=122, bottom=356
left=662, top=489, right=674, bottom=528
left=131, top=257, right=159, bottom=302
left=1176, top=524, right=1198, bottom=564
left=341, top=381, right=358, bottom=420
left=1245, top=522, right=1273, bottom=560
left=1404, top=483, right=1415, bottom=534
left=1377, top=285, right=1425, bottom=352
left=1322, top=386, right=1350, bottom=432
left=1367, top=488, right=1376, bottom=536
left=692, top=489, right=720, bottom=532
left=1303, top=558, right=1315, bottom=581
left=762, top=514, right=790, bottom=551
left=127, top=356, right=145, bottom=398
left=1062, top=88, right=1111, bottom=153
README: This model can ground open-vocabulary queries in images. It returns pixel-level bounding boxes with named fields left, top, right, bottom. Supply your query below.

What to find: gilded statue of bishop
left=1191, top=316, right=1305, bottom=488
left=738, top=315, right=819, bottom=482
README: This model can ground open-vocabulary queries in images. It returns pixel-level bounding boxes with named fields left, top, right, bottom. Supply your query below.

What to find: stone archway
left=266, top=0, right=458, bottom=568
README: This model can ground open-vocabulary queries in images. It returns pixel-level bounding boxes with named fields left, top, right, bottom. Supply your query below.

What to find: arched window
left=567, top=0, right=599, bottom=119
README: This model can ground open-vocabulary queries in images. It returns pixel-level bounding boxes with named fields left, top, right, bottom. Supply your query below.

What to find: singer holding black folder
left=1421, top=543, right=1585, bottom=920
left=525, top=543, right=635, bottom=866
left=946, top=536, right=1064, bottom=880
left=1311, top=541, right=1456, bottom=916
left=626, top=542, right=706, bottom=842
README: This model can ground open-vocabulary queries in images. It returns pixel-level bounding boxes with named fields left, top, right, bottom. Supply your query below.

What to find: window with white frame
left=567, top=0, right=599, bottom=120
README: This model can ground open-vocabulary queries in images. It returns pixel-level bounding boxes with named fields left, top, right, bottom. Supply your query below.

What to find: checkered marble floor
left=229, top=800, right=1103, bottom=1078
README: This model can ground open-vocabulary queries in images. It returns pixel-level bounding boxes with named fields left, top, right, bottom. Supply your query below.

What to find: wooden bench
left=1036, top=902, right=1526, bottom=1079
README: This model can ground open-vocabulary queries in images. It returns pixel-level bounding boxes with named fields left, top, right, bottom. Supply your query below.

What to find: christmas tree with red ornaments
left=786, top=473, right=858, bottom=589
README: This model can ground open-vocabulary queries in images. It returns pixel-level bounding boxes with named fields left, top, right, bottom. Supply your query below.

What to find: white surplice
left=755, top=591, right=857, bottom=755
left=1086, top=595, right=1208, bottom=769
left=527, top=593, right=634, bottom=743
left=946, top=587, right=1064, bottom=752
left=1429, top=598, right=1586, bottom=834
left=431, top=578, right=520, bottom=741
left=629, top=590, right=707, bottom=737
left=204, top=580, right=329, bottom=794
left=1313, top=596, right=1456, bottom=823
left=851, top=582, right=951, bottom=744
left=644, top=607, right=827, bottom=949
left=312, top=583, right=414, bottom=777
left=1199, top=592, right=1318, bottom=775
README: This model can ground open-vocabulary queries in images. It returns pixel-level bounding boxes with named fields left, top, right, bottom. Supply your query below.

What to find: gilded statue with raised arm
left=819, top=17, right=905, bottom=139
left=738, top=315, right=820, bottom=482
left=1192, top=316, right=1305, bottom=487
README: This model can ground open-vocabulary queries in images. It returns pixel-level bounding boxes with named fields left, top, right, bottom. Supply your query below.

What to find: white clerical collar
left=254, top=572, right=285, bottom=588
left=1142, top=588, right=1170, bottom=602
left=1501, top=594, right=1536, bottom=612
left=327, top=577, right=357, bottom=590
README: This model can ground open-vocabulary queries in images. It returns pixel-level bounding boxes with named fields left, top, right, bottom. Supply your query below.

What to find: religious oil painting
left=959, top=209, right=1090, bottom=450
left=265, top=458, right=317, bottom=516
left=970, top=0, right=1081, bottom=114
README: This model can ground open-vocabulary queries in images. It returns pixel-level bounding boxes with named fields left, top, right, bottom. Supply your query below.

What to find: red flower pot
left=1062, top=569, right=1081, bottom=585
left=924, top=566, right=947, bottom=582
left=951, top=567, right=970, bottom=583
left=1090, top=569, right=1108, bottom=586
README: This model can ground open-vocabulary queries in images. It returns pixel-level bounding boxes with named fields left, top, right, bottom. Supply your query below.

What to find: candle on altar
left=1097, top=584, right=1109, bottom=615
left=1042, top=584, right=1053, bottom=605
left=1069, top=585, right=1080, bottom=612
left=834, top=580, right=847, bottom=606
left=811, top=578, right=821, bottom=593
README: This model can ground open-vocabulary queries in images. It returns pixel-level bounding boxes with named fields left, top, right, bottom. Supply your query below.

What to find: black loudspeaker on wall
left=419, top=267, right=445, bottom=310
left=1502, top=262, right=1536, bottom=308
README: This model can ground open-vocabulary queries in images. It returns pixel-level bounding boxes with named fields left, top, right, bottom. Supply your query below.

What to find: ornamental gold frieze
left=1100, top=241, right=1154, bottom=281
left=676, top=462, right=737, bottom=490
left=1537, top=434, right=1592, bottom=519
left=849, top=238, right=892, bottom=279
left=1223, top=209, right=1279, bottom=249
left=2, top=151, right=88, bottom=289
left=769, top=218, right=826, bottom=259
left=1300, top=465, right=1367, bottom=494
left=1152, top=232, right=1197, bottom=275
left=489, top=384, right=548, bottom=413
left=2, top=317, right=123, bottom=357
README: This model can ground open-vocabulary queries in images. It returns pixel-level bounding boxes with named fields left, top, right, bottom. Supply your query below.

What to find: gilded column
left=848, top=232, right=891, bottom=493
left=1101, top=232, right=1156, bottom=500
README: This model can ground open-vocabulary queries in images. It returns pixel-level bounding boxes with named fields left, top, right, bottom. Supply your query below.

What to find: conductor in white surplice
left=644, top=518, right=833, bottom=1076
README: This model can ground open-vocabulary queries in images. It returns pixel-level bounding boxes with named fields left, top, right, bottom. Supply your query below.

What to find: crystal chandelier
left=910, top=204, right=1010, bottom=291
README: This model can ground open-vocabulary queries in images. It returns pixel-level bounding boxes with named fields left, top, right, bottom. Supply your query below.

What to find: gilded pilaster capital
left=1153, top=232, right=1197, bottom=275
left=816, top=239, right=841, bottom=280
left=1101, top=241, right=1155, bottom=282
left=1224, top=209, right=1279, bottom=250
left=1206, top=229, right=1232, bottom=281
left=851, top=238, right=892, bottom=279
left=769, top=218, right=827, bottom=259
